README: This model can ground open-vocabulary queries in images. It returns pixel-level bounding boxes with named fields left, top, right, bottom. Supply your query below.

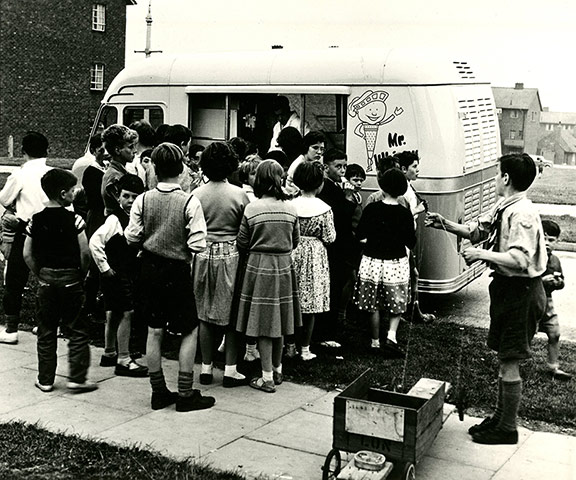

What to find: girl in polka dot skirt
left=352, top=168, right=416, bottom=358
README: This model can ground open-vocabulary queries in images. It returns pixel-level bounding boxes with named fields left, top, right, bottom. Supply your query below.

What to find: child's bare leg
left=223, top=329, right=246, bottom=382
left=386, top=315, right=401, bottom=343
left=272, top=336, right=283, bottom=369
left=300, top=314, right=316, bottom=360
left=146, top=327, right=163, bottom=373
left=116, top=310, right=133, bottom=363
left=369, top=311, right=380, bottom=347
left=199, top=321, right=214, bottom=382
left=179, top=327, right=198, bottom=374
left=104, top=311, right=119, bottom=357
left=546, top=327, right=572, bottom=379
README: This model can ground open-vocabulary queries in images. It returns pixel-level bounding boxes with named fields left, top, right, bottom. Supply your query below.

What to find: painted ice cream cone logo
left=349, top=90, right=403, bottom=172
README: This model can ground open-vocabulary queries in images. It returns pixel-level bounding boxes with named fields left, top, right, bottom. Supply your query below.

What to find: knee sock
left=493, top=376, right=504, bottom=422
left=149, top=369, right=167, bottom=393
left=5, top=315, right=19, bottom=333
left=498, top=379, right=522, bottom=432
left=178, top=371, right=194, bottom=397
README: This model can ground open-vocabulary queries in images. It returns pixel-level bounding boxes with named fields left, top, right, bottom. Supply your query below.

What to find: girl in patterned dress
left=289, top=161, right=336, bottom=360
left=352, top=168, right=416, bottom=358
left=236, top=160, right=301, bottom=393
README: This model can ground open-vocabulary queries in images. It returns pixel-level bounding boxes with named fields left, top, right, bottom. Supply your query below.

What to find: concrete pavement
left=0, top=331, right=574, bottom=479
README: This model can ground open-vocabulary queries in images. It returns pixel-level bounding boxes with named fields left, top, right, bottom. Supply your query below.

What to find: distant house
left=538, top=128, right=576, bottom=166
left=492, top=83, right=542, bottom=156
left=0, top=0, right=135, bottom=158
left=540, top=111, right=576, bottom=135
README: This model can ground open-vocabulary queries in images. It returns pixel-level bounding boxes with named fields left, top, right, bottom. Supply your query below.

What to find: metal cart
left=322, top=370, right=447, bottom=480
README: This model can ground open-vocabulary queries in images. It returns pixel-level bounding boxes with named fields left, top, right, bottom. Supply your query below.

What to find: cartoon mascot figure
left=349, top=90, right=403, bottom=172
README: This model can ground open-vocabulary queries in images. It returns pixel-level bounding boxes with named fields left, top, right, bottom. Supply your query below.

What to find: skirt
left=236, top=252, right=302, bottom=338
left=193, top=240, right=240, bottom=326
left=353, top=255, right=410, bottom=314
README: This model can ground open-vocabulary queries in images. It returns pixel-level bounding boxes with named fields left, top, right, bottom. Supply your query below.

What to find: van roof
left=105, top=48, right=489, bottom=100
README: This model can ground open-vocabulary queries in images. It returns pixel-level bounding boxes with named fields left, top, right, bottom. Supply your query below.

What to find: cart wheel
left=402, top=462, right=416, bottom=480
left=322, top=448, right=341, bottom=480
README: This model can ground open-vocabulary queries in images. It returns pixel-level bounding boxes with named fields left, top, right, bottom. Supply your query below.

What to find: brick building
left=0, top=0, right=135, bottom=159
left=492, top=83, right=542, bottom=156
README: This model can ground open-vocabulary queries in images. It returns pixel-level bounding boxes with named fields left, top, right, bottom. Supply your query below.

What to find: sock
left=262, top=370, right=273, bottom=383
left=224, top=365, right=245, bottom=380
left=273, top=364, right=282, bottom=374
left=498, top=379, right=522, bottom=432
left=149, top=369, right=167, bottom=393
left=246, top=343, right=257, bottom=354
left=371, top=338, right=380, bottom=348
left=117, top=354, right=131, bottom=367
left=201, top=363, right=213, bottom=375
left=301, top=346, right=310, bottom=354
left=493, top=376, right=503, bottom=422
left=387, top=331, right=397, bottom=343
left=178, top=371, right=194, bottom=397
left=547, top=362, right=559, bottom=372
left=103, top=348, right=117, bottom=357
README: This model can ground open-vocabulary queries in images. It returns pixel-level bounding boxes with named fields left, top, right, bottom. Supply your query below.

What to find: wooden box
left=333, top=370, right=445, bottom=464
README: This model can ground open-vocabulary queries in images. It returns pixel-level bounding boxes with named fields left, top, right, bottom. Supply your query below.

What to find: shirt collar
left=156, top=182, right=182, bottom=192
left=23, top=157, right=47, bottom=167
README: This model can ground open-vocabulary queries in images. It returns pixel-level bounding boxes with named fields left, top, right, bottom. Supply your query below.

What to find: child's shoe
left=34, top=379, right=54, bottom=393
left=273, top=371, right=284, bottom=385
left=175, top=390, right=216, bottom=412
left=550, top=368, right=573, bottom=381
left=249, top=377, right=276, bottom=393
left=0, top=329, right=18, bottom=344
left=115, top=360, right=149, bottom=378
left=300, top=346, right=317, bottom=361
left=32, top=327, right=38, bottom=335
left=151, top=389, right=179, bottom=410
left=472, top=427, right=518, bottom=445
left=67, top=380, right=99, bottom=393
left=284, top=343, right=298, bottom=358
left=468, top=416, right=497, bottom=435
left=243, top=345, right=260, bottom=362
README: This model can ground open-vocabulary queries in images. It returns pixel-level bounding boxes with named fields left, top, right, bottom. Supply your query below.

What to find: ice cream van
left=91, top=48, right=501, bottom=294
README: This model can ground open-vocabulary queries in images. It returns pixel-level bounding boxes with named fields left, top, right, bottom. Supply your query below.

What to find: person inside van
left=269, top=96, right=310, bottom=151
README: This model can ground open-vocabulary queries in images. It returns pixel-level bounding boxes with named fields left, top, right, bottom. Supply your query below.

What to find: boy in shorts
left=89, top=174, right=148, bottom=377
left=23, top=169, right=97, bottom=393
left=539, top=219, right=572, bottom=381
left=426, top=153, right=547, bottom=445
left=125, top=142, right=215, bottom=412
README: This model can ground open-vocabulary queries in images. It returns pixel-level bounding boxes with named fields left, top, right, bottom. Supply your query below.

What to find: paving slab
left=511, top=431, right=576, bottom=466
left=0, top=346, right=37, bottom=373
left=95, top=406, right=268, bottom=460
left=0, top=395, right=142, bottom=436
left=425, top=414, right=532, bottom=471
left=416, top=456, right=495, bottom=480
left=491, top=455, right=574, bottom=480
left=203, top=437, right=326, bottom=480
left=301, top=390, right=338, bottom=417
left=247, top=409, right=332, bottom=457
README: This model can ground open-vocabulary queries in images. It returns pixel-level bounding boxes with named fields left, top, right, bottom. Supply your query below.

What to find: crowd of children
left=0, top=128, right=572, bottom=432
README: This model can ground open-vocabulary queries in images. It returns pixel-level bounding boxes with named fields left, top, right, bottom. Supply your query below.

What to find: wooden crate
left=333, top=370, right=445, bottom=464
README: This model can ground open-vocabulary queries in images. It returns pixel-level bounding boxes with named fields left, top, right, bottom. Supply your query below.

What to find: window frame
left=92, top=4, right=106, bottom=32
left=90, top=63, right=105, bottom=91
left=510, top=110, right=519, bottom=119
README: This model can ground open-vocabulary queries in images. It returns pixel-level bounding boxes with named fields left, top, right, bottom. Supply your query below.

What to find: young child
left=353, top=168, right=416, bottom=358
left=284, top=131, right=326, bottom=196
left=427, top=153, right=547, bottom=445
left=101, top=125, right=138, bottom=216
left=539, top=219, right=572, bottom=381
left=397, top=151, right=435, bottom=323
left=89, top=174, right=148, bottom=378
left=23, top=169, right=97, bottom=393
left=289, top=161, right=336, bottom=360
left=343, top=163, right=366, bottom=207
left=125, top=142, right=215, bottom=412
left=236, top=159, right=301, bottom=392
left=191, top=142, right=250, bottom=388
left=238, top=155, right=262, bottom=204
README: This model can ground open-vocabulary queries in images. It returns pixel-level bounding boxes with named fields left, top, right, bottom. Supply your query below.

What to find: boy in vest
left=89, top=174, right=148, bottom=377
left=23, top=169, right=97, bottom=393
left=125, top=143, right=215, bottom=412
left=426, top=153, right=547, bottom=445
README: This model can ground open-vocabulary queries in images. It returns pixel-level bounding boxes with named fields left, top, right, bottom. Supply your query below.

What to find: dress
left=235, top=197, right=301, bottom=338
left=290, top=196, right=336, bottom=314
left=192, top=181, right=249, bottom=325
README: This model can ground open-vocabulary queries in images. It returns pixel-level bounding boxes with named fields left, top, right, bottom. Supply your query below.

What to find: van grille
left=458, top=97, right=499, bottom=173
left=461, top=179, right=497, bottom=250
left=453, top=61, right=476, bottom=79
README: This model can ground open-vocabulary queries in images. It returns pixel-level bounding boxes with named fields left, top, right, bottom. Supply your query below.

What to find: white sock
left=301, top=346, right=310, bottom=354
left=201, top=363, right=213, bottom=374
left=371, top=338, right=380, bottom=348
left=246, top=343, right=257, bottom=353
left=273, top=364, right=282, bottom=374
left=262, top=370, right=273, bottom=382
left=117, top=354, right=131, bottom=366
left=387, top=331, right=397, bottom=343
left=224, top=365, right=245, bottom=379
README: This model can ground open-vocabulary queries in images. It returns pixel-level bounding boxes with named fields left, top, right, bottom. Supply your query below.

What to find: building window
left=510, top=110, right=519, bottom=119
left=531, top=111, right=537, bottom=122
left=545, top=124, right=553, bottom=131
left=90, top=64, right=104, bottom=91
left=92, top=4, right=106, bottom=31
left=518, top=130, right=523, bottom=139
left=509, top=130, right=516, bottom=140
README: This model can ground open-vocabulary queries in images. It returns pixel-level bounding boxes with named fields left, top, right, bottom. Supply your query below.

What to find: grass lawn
left=0, top=422, right=249, bottom=480
left=528, top=166, right=576, bottom=205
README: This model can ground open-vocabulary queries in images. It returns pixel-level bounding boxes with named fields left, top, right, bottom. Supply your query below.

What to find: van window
left=122, top=106, right=164, bottom=129
left=188, top=92, right=346, bottom=155
left=96, top=105, right=118, bottom=129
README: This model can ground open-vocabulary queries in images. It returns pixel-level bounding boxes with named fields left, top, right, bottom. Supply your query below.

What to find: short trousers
left=538, top=297, right=560, bottom=335
left=137, top=251, right=199, bottom=335
left=100, top=272, right=134, bottom=312
left=488, top=274, right=546, bottom=361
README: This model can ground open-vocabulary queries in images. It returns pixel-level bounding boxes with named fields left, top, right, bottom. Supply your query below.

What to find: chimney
left=271, top=45, right=284, bottom=49
left=515, top=83, right=524, bottom=89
